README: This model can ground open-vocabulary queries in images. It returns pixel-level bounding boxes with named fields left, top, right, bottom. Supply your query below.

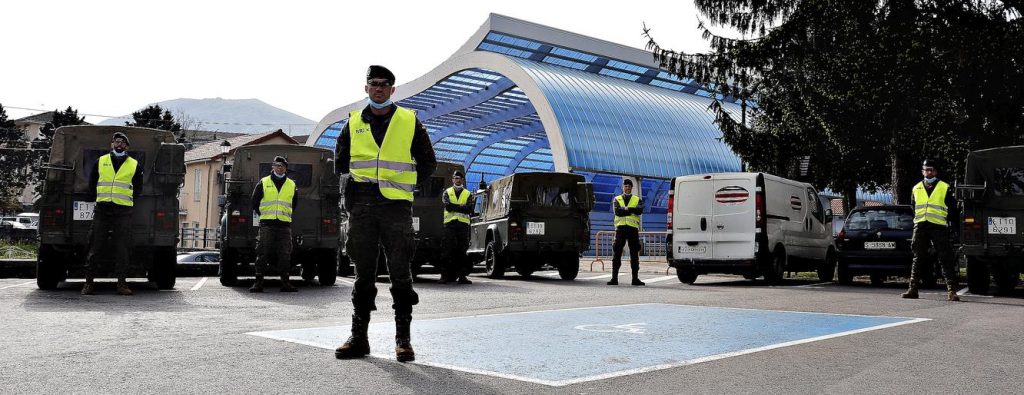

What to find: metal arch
left=462, top=121, right=544, bottom=171
left=503, top=138, right=551, bottom=173
left=429, top=101, right=537, bottom=143
left=416, top=77, right=516, bottom=120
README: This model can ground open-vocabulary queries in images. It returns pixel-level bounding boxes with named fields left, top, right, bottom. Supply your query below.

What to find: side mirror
left=824, top=209, right=833, bottom=223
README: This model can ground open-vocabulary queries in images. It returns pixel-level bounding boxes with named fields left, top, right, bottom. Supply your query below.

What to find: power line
left=4, top=105, right=316, bottom=127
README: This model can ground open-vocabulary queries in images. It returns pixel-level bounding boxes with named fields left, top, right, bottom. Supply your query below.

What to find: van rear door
left=711, top=177, right=757, bottom=259
left=672, top=176, right=714, bottom=260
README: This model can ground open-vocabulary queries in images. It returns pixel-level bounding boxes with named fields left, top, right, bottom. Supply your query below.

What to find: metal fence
left=180, top=227, right=218, bottom=250
left=588, top=230, right=669, bottom=271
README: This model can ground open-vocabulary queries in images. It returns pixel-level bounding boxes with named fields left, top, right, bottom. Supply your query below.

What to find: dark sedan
left=836, top=205, right=941, bottom=286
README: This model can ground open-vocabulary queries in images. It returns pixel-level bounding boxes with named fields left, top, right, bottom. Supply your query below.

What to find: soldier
left=902, top=159, right=960, bottom=301
left=334, top=65, right=437, bottom=362
left=608, top=179, right=645, bottom=286
left=249, top=156, right=299, bottom=293
left=82, top=132, right=143, bottom=296
left=440, top=170, right=474, bottom=285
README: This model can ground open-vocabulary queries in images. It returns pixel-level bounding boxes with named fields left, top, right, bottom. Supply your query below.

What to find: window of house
left=194, top=170, right=202, bottom=202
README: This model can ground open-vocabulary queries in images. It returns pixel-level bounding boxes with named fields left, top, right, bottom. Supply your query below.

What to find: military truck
left=217, top=144, right=341, bottom=286
left=956, top=146, right=1024, bottom=295
left=35, top=126, right=186, bottom=289
left=467, top=172, right=594, bottom=280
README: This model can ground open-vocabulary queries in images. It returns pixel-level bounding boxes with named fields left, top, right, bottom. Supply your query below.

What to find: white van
left=666, top=172, right=836, bottom=284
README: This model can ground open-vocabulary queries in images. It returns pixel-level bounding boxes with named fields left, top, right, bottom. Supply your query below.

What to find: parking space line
left=537, top=271, right=561, bottom=278
left=190, top=277, right=208, bottom=291
left=0, top=281, right=34, bottom=290
left=338, top=278, right=354, bottom=285
left=580, top=274, right=612, bottom=280
left=956, top=288, right=992, bottom=298
left=644, top=275, right=677, bottom=284
left=795, top=282, right=832, bottom=288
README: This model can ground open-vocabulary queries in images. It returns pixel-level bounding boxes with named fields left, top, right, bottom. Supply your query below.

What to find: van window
left=993, top=168, right=1024, bottom=197
left=806, top=188, right=824, bottom=223
left=845, top=209, right=914, bottom=231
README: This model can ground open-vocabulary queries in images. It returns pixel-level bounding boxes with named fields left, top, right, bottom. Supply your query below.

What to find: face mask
left=924, top=176, right=936, bottom=184
left=273, top=170, right=286, bottom=178
left=111, top=149, right=127, bottom=156
left=367, top=97, right=393, bottom=110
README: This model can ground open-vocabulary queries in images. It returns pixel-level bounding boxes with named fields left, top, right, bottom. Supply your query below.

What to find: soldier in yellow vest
left=334, top=65, right=437, bottom=363
left=440, top=170, right=475, bottom=285
left=82, top=132, right=142, bottom=296
left=249, top=156, right=299, bottom=293
left=608, top=179, right=646, bottom=286
left=902, top=159, right=960, bottom=301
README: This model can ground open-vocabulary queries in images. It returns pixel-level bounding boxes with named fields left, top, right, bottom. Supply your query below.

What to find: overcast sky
left=2, top=0, right=711, bottom=125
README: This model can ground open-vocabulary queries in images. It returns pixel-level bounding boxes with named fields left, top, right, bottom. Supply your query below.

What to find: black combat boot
left=901, top=279, right=919, bottom=299
left=116, top=278, right=133, bottom=296
left=280, top=275, right=297, bottom=292
left=81, top=276, right=96, bottom=295
left=631, top=278, right=646, bottom=286
left=249, top=275, right=264, bottom=293
left=335, top=314, right=371, bottom=359
left=395, top=315, right=415, bottom=362
left=457, top=276, right=473, bottom=285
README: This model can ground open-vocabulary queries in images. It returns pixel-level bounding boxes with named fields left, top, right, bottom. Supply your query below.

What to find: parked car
left=835, top=205, right=942, bottom=286
left=667, top=172, right=837, bottom=284
left=16, top=213, right=39, bottom=230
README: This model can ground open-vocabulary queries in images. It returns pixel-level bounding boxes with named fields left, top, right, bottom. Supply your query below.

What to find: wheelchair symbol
left=574, top=322, right=647, bottom=334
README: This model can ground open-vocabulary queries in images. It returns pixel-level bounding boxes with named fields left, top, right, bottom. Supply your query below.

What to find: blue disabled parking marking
left=249, top=303, right=928, bottom=386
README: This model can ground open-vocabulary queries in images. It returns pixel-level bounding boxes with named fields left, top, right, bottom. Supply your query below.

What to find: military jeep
left=467, top=172, right=594, bottom=280
left=218, top=144, right=341, bottom=286
left=956, top=145, right=1024, bottom=295
left=35, top=126, right=185, bottom=289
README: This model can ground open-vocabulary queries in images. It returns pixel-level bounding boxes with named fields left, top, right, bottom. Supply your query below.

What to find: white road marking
left=580, top=274, right=612, bottom=280
left=0, top=281, right=34, bottom=290
left=537, top=271, right=561, bottom=277
left=643, top=275, right=677, bottom=284
left=190, top=277, right=208, bottom=291
left=795, top=282, right=833, bottom=288
left=338, top=278, right=354, bottom=285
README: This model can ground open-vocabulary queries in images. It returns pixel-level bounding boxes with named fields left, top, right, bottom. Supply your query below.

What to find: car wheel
left=558, top=254, right=579, bottom=280
left=219, top=248, right=238, bottom=286
left=869, top=273, right=885, bottom=286
left=993, top=259, right=1019, bottom=296
left=150, top=247, right=177, bottom=290
left=484, top=241, right=505, bottom=279
left=516, top=262, right=535, bottom=278
left=837, top=260, right=853, bottom=285
left=817, top=250, right=837, bottom=282
left=677, top=268, right=698, bottom=284
left=317, top=249, right=338, bottom=286
left=763, top=247, right=786, bottom=284
left=35, top=244, right=64, bottom=290
left=966, top=256, right=990, bottom=295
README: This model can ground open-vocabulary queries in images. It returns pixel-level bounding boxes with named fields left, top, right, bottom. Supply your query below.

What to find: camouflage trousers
left=84, top=206, right=132, bottom=278
left=911, top=222, right=958, bottom=288
left=254, top=225, right=293, bottom=275
left=346, top=202, right=418, bottom=316
left=441, top=223, right=471, bottom=279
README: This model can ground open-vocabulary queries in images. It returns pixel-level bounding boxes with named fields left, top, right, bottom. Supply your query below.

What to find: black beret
left=112, top=132, right=130, bottom=145
left=273, top=156, right=288, bottom=167
left=366, top=65, right=396, bottom=84
left=452, top=170, right=465, bottom=178
left=622, top=179, right=633, bottom=186
left=921, top=158, right=940, bottom=170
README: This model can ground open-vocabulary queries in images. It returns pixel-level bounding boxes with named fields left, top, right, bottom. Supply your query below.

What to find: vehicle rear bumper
left=669, top=258, right=757, bottom=275
left=961, top=244, right=1024, bottom=257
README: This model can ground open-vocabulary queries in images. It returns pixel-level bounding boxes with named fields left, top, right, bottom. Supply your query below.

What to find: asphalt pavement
left=1, top=262, right=1022, bottom=394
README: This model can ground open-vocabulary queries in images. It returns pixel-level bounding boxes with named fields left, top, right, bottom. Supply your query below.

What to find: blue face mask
left=111, top=149, right=127, bottom=157
left=367, top=98, right=393, bottom=110
left=924, top=176, right=936, bottom=184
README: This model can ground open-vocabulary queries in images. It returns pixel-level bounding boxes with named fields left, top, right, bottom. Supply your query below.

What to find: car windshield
left=845, top=209, right=914, bottom=231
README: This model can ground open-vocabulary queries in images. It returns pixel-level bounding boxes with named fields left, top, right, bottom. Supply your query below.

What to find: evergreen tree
left=126, top=104, right=182, bottom=132
left=0, top=104, right=30, bottom=211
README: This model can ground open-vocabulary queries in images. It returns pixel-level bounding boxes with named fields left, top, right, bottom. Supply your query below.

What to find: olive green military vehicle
left=467, top=172, right=594, bottom=280
left=956, top=146, right=1024, bottom=295
left=35, top=126, right=186, bottom=289
left=217, top=144, right=341, bottom=286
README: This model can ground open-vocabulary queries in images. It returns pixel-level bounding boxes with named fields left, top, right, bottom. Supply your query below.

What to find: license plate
left=677, top=245, right=707, bottom=254
left=864, top=241, right=896, bottom=250
left=72, top=201, right=95, bottom=221
left=988, top=217, right=1017, bottom=235
left=412, top=217, right=420, bottom=232
left=526, top=222, right=545, bottom=235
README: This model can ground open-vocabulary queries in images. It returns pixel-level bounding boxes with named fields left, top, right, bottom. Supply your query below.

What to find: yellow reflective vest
left=444, top=187, right=471, bottom=225
left=912, top=180, right=949, bottom=226
left=348, top=107, right=418, bottom=202
left=258, top=175, right=295, bottom=223
left=96, top=154, right=138, bottom=207
left=614, top=194, right=641, bottom=229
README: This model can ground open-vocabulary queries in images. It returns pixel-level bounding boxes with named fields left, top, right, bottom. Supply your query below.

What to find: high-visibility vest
left=258, top=175, right=296, bottom=222
left=96, top=154, right=138, bottom=207
left=444, top=187, right=471, bottom=225
left=348, top=107, right=418, bottom=201
left=912, top=180, right=949, bottom=226
left=614, top=194, right=641, bottom=229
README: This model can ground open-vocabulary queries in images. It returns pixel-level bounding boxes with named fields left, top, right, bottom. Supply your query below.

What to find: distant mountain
left=99, top=98, right=316, bottom=135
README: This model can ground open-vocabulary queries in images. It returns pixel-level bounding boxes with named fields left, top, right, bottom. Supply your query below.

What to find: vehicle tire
left=150, top=247, right=177, bottom=290
left=869, top=273, right=885, bottom=286
left=219, top=248, right=238, bottom=286
left=817, top=249, right=837, bottom=282
left=317, top=249, right=338, bottom=286
left=301, top=260, right=317, bottom=282
left=484, top=241, right=505, bottom=279
left=558, top=254, right=579, bottom=280
left=36, top=244, right=64, bottom=290
left=337, top=253, right=353, bottom=277
left=966, top=256, right=990, bottom=295
left=836, top=260, right=853, bottom=285
left=516, top=262, right=535, bottom=278
left=993, top=260, right=1019, bottom=296
left=677, top=268, right=698, bottom=284
left=763, top=247, right=786, bottom=284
